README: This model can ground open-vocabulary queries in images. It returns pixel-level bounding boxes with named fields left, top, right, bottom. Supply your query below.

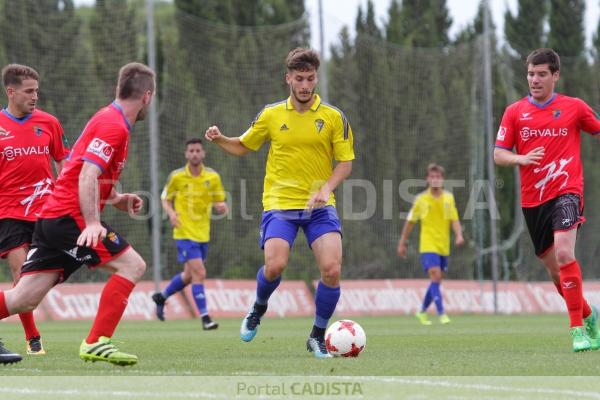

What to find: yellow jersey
left=161, top=164, right=226, bottom=242
left=240, top=95, right=355, bottom=211
left=407, top=189, right=459, bottom=256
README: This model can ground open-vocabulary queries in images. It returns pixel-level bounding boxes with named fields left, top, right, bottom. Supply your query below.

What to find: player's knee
left=320, top=262, right=341, bottom=284
left=555, top=248, right=575, bottom=265
left=264, top=262, right=285, bottom=280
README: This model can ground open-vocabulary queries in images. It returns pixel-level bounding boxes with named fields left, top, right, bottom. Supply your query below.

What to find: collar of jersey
left=110, top=101, right=132, bottom=132
left=1, top=108, right=33, bottom=124
left=185, top=163, right=204, bottom=177
left=285, top=94, right=321, bottom=112
left=527, top=92, right=557, bottom=109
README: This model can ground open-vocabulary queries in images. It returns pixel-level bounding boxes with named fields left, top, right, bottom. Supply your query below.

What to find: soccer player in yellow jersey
left=397, top=164, right=464, bottom=325
left=205, top=48, right=354, bottom=358
left=152, top=138, right=228, bottom=330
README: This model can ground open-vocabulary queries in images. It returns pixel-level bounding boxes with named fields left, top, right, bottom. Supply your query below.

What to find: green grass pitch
left=1, top=314, right=600, bottom=376
left=3, top=315, right=600, bottom=399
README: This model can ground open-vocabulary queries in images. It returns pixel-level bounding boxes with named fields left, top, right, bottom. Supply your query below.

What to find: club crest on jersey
left=86, top=138, right=113, bottom=162
left=107, top=231, right=120, bottom=245
left=552, top=109, right=561, bottom=119
left=315, top=119, right=325, bottom=133
left=33, top=126, right=43, bottom=136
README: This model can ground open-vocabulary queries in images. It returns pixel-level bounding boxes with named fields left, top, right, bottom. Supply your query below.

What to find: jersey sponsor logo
left=315, top=119, right=325, bottom=133
left=280, top=123, right=289, bottom=131
left=520, top=112, right=532, bottom=121
left=0, top=145, right=50, bottom=161
left=533, top=157, right=573, bottom=201
left=86, top=138, right=113, bottom=162
left=20, top=178, right=53, bottom=216
left=519, top=127, right=568, bottom=141
left=496, top=126, right=506, bottom=141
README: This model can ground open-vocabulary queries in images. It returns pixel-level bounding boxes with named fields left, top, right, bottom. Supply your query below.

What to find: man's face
left=185, top=143, right=205, bottom=166
left=286, top=68, right=318, bottom=104
left=427, top=171, right=444, bottom=189
left=527, top=63, right=559, bottom=103
left=7, top=78, right=38, bottom=116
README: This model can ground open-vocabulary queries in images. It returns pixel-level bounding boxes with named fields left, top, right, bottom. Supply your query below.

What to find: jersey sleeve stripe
left=321, top=102, right=350, bottom=140
left=494, top=144, right=513, bottom=151
left=81, top=157, right=106, bottom=172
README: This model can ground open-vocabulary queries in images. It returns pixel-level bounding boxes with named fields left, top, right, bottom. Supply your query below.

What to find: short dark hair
left=185, top=138, right=203, bottom=148
left=116, top=62, right=155, bottom=100
left=427, top=163, right=445, bottom=177
left=526, top=48, right=560, bottom=74
left=2, top=64, right=39, bottom=88
left=286, top=48, right=320, bottom=72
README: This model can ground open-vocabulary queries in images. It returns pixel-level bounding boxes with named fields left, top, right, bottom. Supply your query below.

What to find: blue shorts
left=175, top=240, right=208, bottom=263
left=420, top=253, right=448, bottom=272
left=259, top=206, right=342, bottom=249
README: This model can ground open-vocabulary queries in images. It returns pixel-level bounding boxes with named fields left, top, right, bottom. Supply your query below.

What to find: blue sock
left=162, top=273, right=186, bottom=299
left=191, top=284, right=208, bottom=316
left=314, top=281, right=341, bottom=329
left=429, top=282, right=444, bottom=315
left=255, top=266, right=281, bottom=305
left=421, top=284, right=433, bottom=312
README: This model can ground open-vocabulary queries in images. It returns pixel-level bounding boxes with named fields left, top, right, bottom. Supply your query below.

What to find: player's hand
left=397, top=242, right=407, bottom=259
left=213, top=202, right=228, bottom=215
left=305, top=186, right=331, bottom=211
left=77, top=222, right=107, bottom=248
left=455, top=235, right=465, bottom=246
left=205, top=126, right=223, bottom=142
left=518, top=146, right=545, bottom=166
left=168, top=211, right=181, bottom=228
left=112, top=193, right=143, bottom=215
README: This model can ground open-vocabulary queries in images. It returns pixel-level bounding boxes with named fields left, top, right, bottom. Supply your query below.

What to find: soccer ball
left=325, top=319, right=366, bottom=357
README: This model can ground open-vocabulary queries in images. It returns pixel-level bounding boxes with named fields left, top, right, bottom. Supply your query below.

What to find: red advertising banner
left=3, top=279, right=600, bottom=322
left=0, top=279, right=314, bottom=322
left=320, top=280, right=600, bottom=316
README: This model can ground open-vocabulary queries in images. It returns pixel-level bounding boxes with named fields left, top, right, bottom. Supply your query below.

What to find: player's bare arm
left=213, top=201, right=228, bottom=215
left=493, top=146, right=545, bottom=167
left=397, top=221, right=415, bottom=259
left=452, top=220, right=465, bottom=246
left=77, top=161, right=106, bottom=247
left=306, top=161, right=352, bottom=210
left=204, top=125, right=251, bottom=156
left=161, top=197, right=180, bottom=228
left=54, top=159, right=66, bottom=176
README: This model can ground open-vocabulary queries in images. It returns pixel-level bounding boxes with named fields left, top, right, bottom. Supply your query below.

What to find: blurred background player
left=0, top=64, right=69, bottom=361
left=0, top=62, right=154, bottom=365
left=494, top=48, right=600, bottom=352
left=152, top=138, right=228, bottom=330
left=397, top=163, right=464, bottom=325
left=205, top=47, right=354, bottom=358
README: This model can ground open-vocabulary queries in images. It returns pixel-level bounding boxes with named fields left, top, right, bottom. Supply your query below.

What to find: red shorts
left=20, top=215, right=130, bottom=283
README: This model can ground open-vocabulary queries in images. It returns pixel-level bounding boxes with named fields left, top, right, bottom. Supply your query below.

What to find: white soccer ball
left=325, top=319, right=366, bottom=357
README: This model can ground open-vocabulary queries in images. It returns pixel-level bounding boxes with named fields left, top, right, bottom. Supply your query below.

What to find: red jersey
left=0, top=108, right=69, bottom=221
left=41, top=102, right=130, bottom=219
left=496, top=93, right=600, bottom=207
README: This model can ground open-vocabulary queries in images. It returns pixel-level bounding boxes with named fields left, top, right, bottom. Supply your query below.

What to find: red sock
left=0, top=291, right=9, bottom=319
left=86, top=274, right=135, bottom=344
left=554, top=281, right=592, bottom=319
left=559, top=260, right=584, bottom=327
left=18, top=312, right=40, bottom=340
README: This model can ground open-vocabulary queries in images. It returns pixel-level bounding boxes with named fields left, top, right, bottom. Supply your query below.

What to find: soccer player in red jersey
left=0, top=62, right=155, bottom=365
left=0, top=64, right=69, bottom=361
left=494, top=48, right=600, bottom=352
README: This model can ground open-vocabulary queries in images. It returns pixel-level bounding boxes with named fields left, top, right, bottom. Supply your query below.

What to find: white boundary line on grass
left=352, top=376, right=600, bottom=399
left=0, top=388, right=227, bottom=399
